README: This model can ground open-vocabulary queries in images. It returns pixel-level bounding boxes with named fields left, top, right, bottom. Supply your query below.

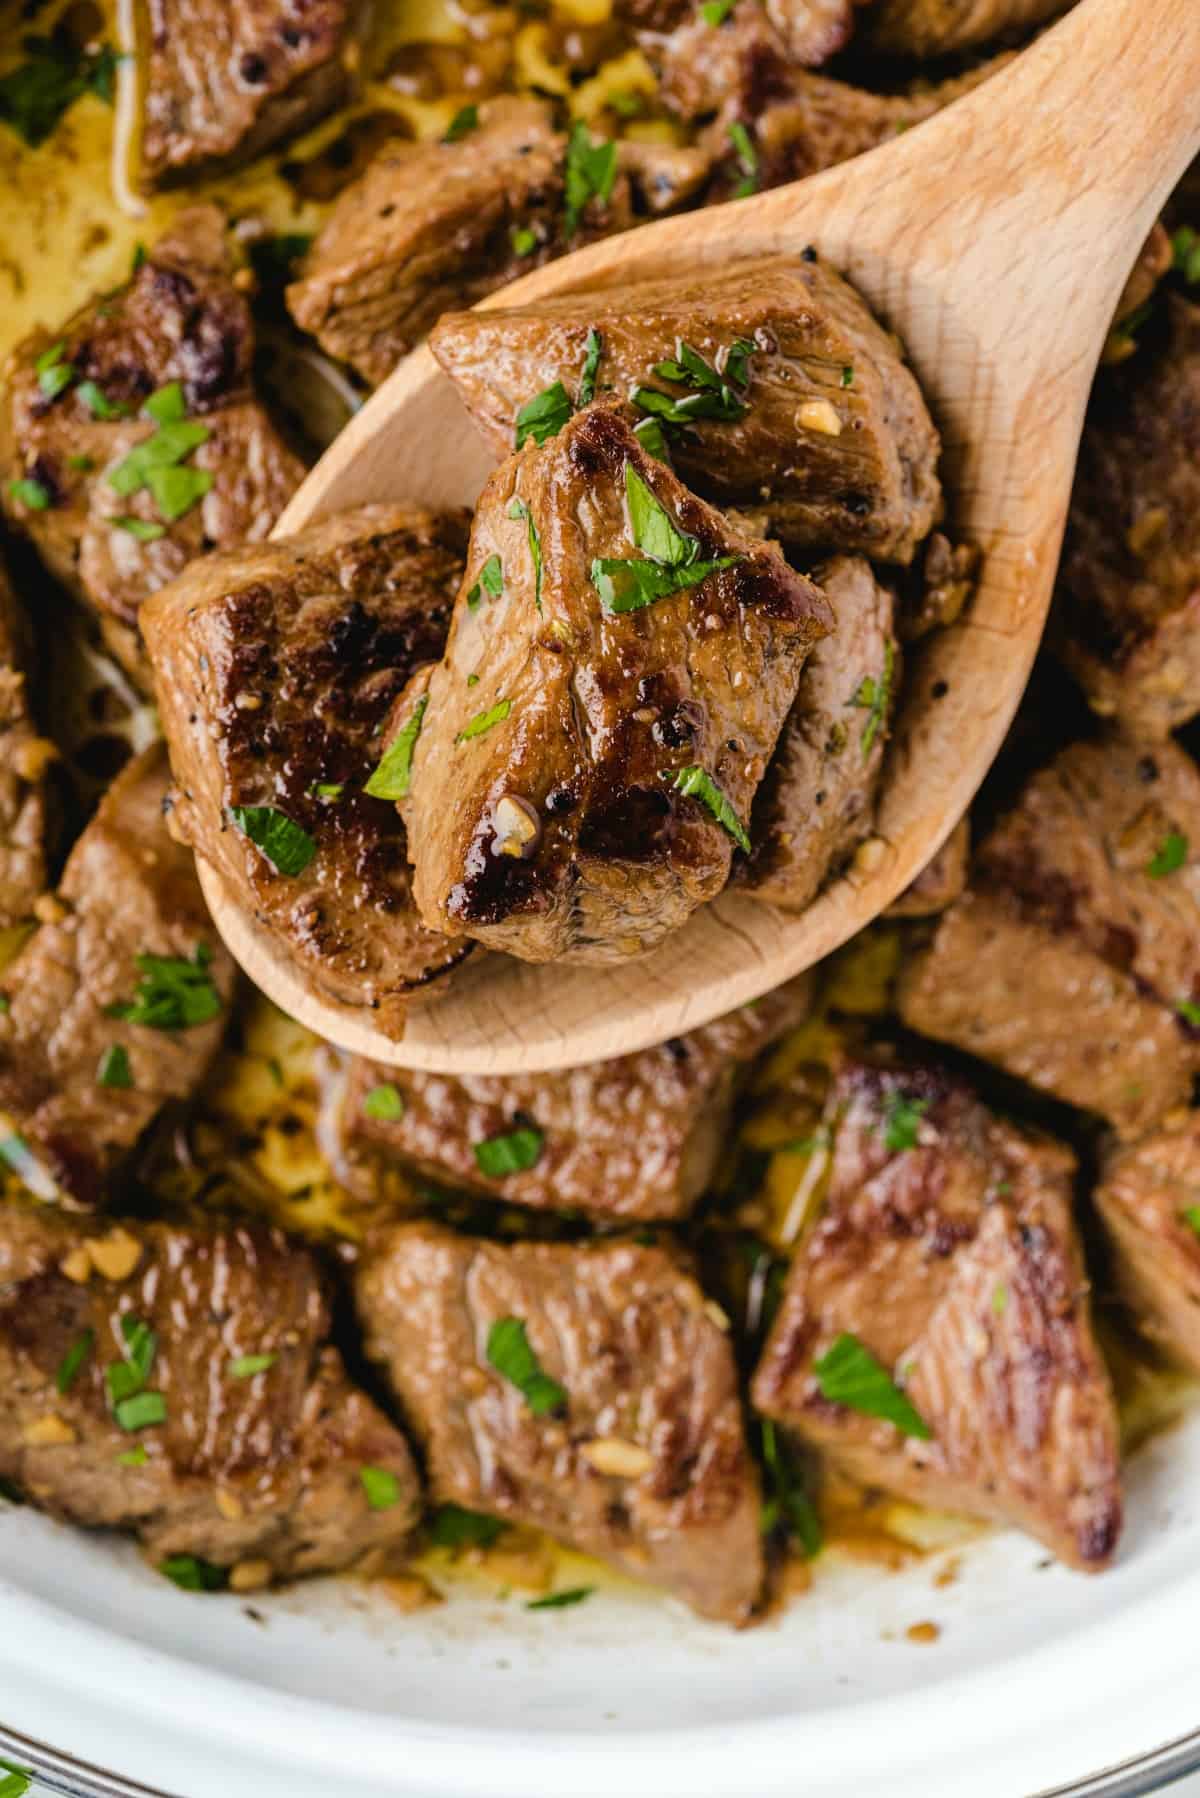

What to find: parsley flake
left=77, top=379, right=130, bottom=420
left=1177, top=999, right=1200, bottom=1029
left=515, top=379, right=573, bottom=449
left=1182, top=1207, right=1200, bottom=1238
left=474, top=1125, right=544, bottom=1176
left=507, top=496, right=543, bottom=610
left=667, top=765, right=750, bottom=853
left=107, top=945, right=222, bottom=1031
left=117, top=1445, right=148, bottom=1467
left=510, top=224, right=538, bottom=257
left=230, top=806, right=317, bottom=877
left=813, top=1333, right=930, bottom=1438
left=728, top=120, right=758, bottom=197
left=457, top=698, right=512, bottom=743
left=8, top=477, right=51, bottom=510
left=364, top=1082, right=405, bottom=1122
left=487, top=1316, right=566, bottom=1415
left=144, top=382, right=187, bottom=424
left=467, top=554, right=504, bottom=610
left=882, top=1090, right=929, bottom=1151
left=592, top=462, right=737, bottom=612
left=365, top=693, right=428, bottom=801
left=429, top=1504, right=505, bottom=1549
left=1148, top=831, right=1188, bottom=878
left=56, top=1328, right=94, bottom=1395
left=113, top=516, right=165, bottom=541
left=701, top=0, right=735, bottom=19
left=564, top=121, right=618, bottom=237
left=0, top=34, right=119, bottom=148
left=759, top=1416, right=822, bottom=1558
left=848, top=639, right=895, bottom=758
left=97, top=1043, right=133, bottom=1089
left=115, top=1389, right=167, bottom=1432
left=361, top=1465, right=402, bottom=1510
left=161, top=1554, right=227, bottom=1592
left=579, top=327, right=603, bottom=406
left=0, top=1760, right=31, bottom=1798
left=527, top=1586, right=593, bottom=1610
left=444, top=102, right=478, bottom=142
left=229, top=1353, right=277, bottom=1379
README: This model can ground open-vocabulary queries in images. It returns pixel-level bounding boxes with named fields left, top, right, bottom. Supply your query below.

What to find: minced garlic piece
left=797, top=399, right=843, bottom=437
left=581, top=1437, right=653, bottom=1478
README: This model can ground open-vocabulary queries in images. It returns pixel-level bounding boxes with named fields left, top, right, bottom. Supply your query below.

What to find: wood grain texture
left=203, top=0, right=1200, bottom=1074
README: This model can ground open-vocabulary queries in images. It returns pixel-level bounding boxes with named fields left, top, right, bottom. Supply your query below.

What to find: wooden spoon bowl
left=201, top=0, right=1200, bottom=1074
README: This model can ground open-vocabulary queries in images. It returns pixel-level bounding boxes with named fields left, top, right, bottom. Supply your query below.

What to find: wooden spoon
left=202, top=0, right=1200, bottom=1074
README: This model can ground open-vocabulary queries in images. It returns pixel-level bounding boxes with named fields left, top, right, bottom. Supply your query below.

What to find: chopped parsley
left=728, top=120, right=758, bottom=198
left=1176, top=999, right=1200, bottom=1029
left=849, top=639, right=895, bottom=758
left=67, top=453, right=94, bottom=472
left=106, top=1316, right=157, bottom=1408
left=1182, top=1207, right=1200, bottom=1238
left=113, top=516, right=166, bottom=541
left=117, top=1445, right=148, bottom=1467
left=578, top=327, right=603, bottom=405
left=145, top=461, right=213, bottom=520
left=667, top=765, right=750, bottom=854
left=444, top=102, right=478, bottom=142
left=516, top=380, right=573, bottom=449
left=592, top=462, right=737, bottom=612
left=507, top=496, right=543, bottom=610
left=813, top=1333, right=930, bottom=1438
left=759, top=1416, right=822, bottom=1558
left=474, top=1125, right=544, bottom=1176
left=633, top=415, right=670, bottom=463
left=8, top=477, right=51, bottom=510
left=109, top=418, right=209, bottom=496
left=36, top=340, right=73, bottom=400
left=1173, top=226, right=1200, bottom=286
left=457, top=698, right=512, bottom=743
left=467, top=553, right=504, bottom=610
left=487, top=1316, right=566, bottom=1415
left=429, top=1504, right=505, bottom=1549
left=310, top=782, right=343, bottom=801
left=228, top=1353, right=277, bottom=1379
left=230, top=806, right=317, bottom=877
left=363, top=1082, right=405, bottom=1122
left=0, top=33, right=119, bottom=148
left=510, top=224, right=538, bottom=257
left=56, top=1329, right=94, bottom=1395
left=0, top=1760, right=31, bottom=1798
left=77, top=378, right=130, bottom=420
left=107, top=945, right=223, bottom=1031
left=115, top=1389, right=167, bottom=1432
left=991, top=1283, right=1009, bottom=1316
left=841, top=365, right=855, bottom=388
left=1148, top=830, right=1188, bottom=877
left=527, top=1586, right=593, bottom=1610
left=161, top=1555, right=227, bottom=1592
left=144, top=382, right=187, bottom=424
left=361, top=1465, right=402, bottom=1510
left=882, top=1090, right=929, bottom=1151
left=701, top=0, right=735, bottom=19
left=365, top=693, right=428, bottom=801
left=97, top=1043, right=133, bottom=1089
left=564, top=120, right=618, bottom=237
left=633, top=336, right=755, bottom=426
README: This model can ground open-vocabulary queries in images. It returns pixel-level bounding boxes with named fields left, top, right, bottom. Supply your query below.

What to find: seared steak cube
left=0, top=558, right=50, bottom=927
left=864, top=0, right=1066, bottom=54
left=0, top=1203, right=420, bottom=1583
left=142, top=505, right=472, bottom=1033
left=430, top=255, right=942, bottom=563
left=0, top=744, right=235, bottom=1208
left=395, top=402, right=832, bottom=963
left=318, top=972, right=812, bottom=1220
left=1, top=207, right=303, bottom=682
left=898, top=890, right=1197, bottom=1139
left=356, top=1222, right=764, bottom=1622
left=140, top=0, right=361, bottom=186
left=899, top=737, right=1200, bottom=1136
left=741, top=556, right=898, bottom=910
left=752, top=1059, right=1122, bottom=1570
left=886, top=817, right=968, bottom=917
left=1096, top=1113, right=1200, bottom=1377
left=287, top=99, right=634, bottom=388
left=629, top=0, right=859, bottom=123
left=1057, top=296, right=1200, bottom=738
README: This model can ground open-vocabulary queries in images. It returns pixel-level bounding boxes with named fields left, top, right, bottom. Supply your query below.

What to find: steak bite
left=898, top=890, right=1197, bottom=1140
left=741, top=556, right=898, bottom=910
left=430, top=256, right=942, bottom=563
left=0, top=208, right=303, bottom=682
left=319, top=973, right=813, bottom=1220
left=863, top=0, right=1066, bottom=55
left=286, top=99, right=634, bottom=388
left=140, top=0, right=361, bottom=187
left=1056, top=296, right=1200, bottom=738
left=752, top=1058, right=1123, bottom=1570
left=356, top=1222, right=764, bottom=1623
left=142, top=505, right=472, bottom=1033
left=627, top=0, right=861, bottom=123
left=396, top=402, right=833, bottom=964
left=0, top=744, right=235, bottom=1209
left=1095, top=1113, right=1200, bottom=1377
left=0, top=1203, right=420, bottom=1583
left=899, top=736, right=1200, bottom=1137
left=0, top=558, right=50, bottom=927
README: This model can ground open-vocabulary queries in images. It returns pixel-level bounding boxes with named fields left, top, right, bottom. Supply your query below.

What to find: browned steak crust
left=1096, top=1113, right=1200, bottom=1378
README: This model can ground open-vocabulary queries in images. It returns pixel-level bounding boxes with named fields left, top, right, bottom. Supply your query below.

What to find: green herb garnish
left=474, top=1125, right=544, bottom=1176
left=510, top=224, right=538, bottom=257
left=37, top=341, right=73, bottom=400
left=365, top=693, right=428, bottom=801
left=108, top=418, right=209, bottom=496
left=526, top=1586, right=593, bottom=1610
left=230, top=806, right=317, bottom=877
left=591, top=462, right=737, bottom=613
left=8, top=478, right=50, bottom=510
left=813, top=1333, right=931, bottom=1438
left=56, top=1329, right=94, bottom=1395
left=457, top=698, right=512, bottom=743
left=144, top=382, right=186, bottom=424
left=564, top=121, right=617, bottom=237
left=759, top=1416, right=822, bottom=1558
left=701, top=0, right=735, bottom=19
left=633, top=415, right=670, bottom=463
left=161, top=1555, right=227, bottom=1592
left=225, top=1353, right=276, bottom=1382
left=506, top=495, right=543, bottom=611
left=1182, top=1207, right=1200, bottom=1238
left=1178, top=999, right=1200, bottom=1028
left=667, top=765, right=750, bottom=853
left=107, top=945, right=222, bottom=1031
left=444, top=103, right=478, bottom=142
left=0, top=1759, right=31, bottom=1798
left=117, top=1444, right=148, bottom=1467
left=429, top=1504, right=505, bottom=1549
left=361, top=1465, right=402, bottom=1510
left=364, top=1083, right=405, bottom=1122
left=1148, top=831, right=1188, bottom=878
left=578, top=327, right=603, bottom=406
left=97, top=1043, right=133, bottom=1089
left=77, top=378, right=130, bottom=420
left=67, top=453, right=94, bottom=472
left=1173, top=226, right=1200, bottom=286
left=113, top=516, right=165, bottom=541
left=487, top=1316, right=566, bottom=1414
left=635, top=337, right=754, bottom=425
left=145, top=461, right=213, bottom=521
left=515, top=380, right=573, bottom=449
left=0, top=34, right=119, bottom=148
left=882, top=1090, right=929, bottom=1151
left=841, top=365, right=855, bottom=387
left=991, top=1284, right=1008, bottom=1316
left=849, top=639, right=895, bottom=758
left=466, top=554, right=504, bottom=610
left=728, top=120, right=758, bottom=197
left=115, top=1389, right=167, bottom=1432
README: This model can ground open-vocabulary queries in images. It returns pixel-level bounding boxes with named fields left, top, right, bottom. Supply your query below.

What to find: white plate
left=2, top=1406, right=1199, bottom=1798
